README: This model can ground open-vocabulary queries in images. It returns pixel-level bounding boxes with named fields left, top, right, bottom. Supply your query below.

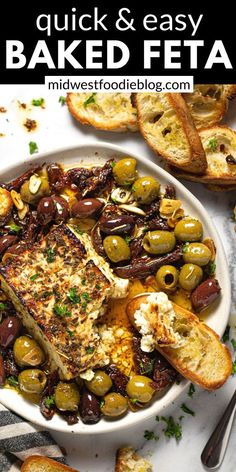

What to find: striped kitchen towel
left=0, top=403, right=67, bottom=471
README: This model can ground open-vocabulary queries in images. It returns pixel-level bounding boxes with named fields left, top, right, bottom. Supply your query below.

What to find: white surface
left=0, top=86, right=236, bottom=471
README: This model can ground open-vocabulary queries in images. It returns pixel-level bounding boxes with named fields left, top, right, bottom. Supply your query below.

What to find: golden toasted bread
left=21, top=456, right=79, bottom=472
left=127, top=294, right=232, bottom=390
left=184, top=84, right=235, bottom=129
left=135, top=92, right=207, bottom=174
left=168, top=126, right=236, bottom=185
left=115, top=447, right=153, bottom=472
left=67, top=93, right=138, bottom=132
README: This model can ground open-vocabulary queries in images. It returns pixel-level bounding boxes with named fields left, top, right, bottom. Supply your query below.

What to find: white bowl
left=0, top=142, right=231, bottom=434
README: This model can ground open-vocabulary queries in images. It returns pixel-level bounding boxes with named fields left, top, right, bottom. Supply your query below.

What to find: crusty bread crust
left=168, top=125, right=236, bottom=184
left=67, top=93, right=138, bottom=132
left=135, top=92, right=207, bottom=175
left=127, top=295, right=232, bottom=390
left=21, top=455, right=79, bottom=472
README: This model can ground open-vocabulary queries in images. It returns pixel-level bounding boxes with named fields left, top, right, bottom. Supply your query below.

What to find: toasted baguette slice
left=127, top=294, right=232, bottom=390
left=115, top=447, right=153, bottom=472
left=67, top=93, right=138, bottom=132
left=184, top=84, right=234, bottom=130
left=168, top=126, right=236, bottom=184
left=21, top=456, right=78, bottom=472
left=135, top=92, right=206, bottom=174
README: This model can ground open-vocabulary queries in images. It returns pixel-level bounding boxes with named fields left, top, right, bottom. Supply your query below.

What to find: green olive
left=126, top=375, right=155, bottom=403
left=55, top=382, right=80, bottom=411
left=179, top=264, right=203, bottom=291
left=103, top=235, right=131, bottom=263
left=183, top=243, right=211, bottom=266
left=143, top=230, right=176, bottom=255
left=132, top=177, right=160, bottom=204
left=20, top=176, right=50, bottom=204
left=13, top=336, right=45, bottom=368
left=85, top=370, right=112, bottom=397
left=18, top=369, right=47, bottom=394
left=174, top=218, right=203, bottom=242
left=156, top=265, right=179, bottom=291
left=113, top=158, right=137, bottom=186
left=100, top=392, right=128, bottom=417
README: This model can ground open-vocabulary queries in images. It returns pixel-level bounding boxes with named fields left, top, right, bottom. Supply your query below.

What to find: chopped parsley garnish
left=0, top=302, right=7, bottom=310
left=29, top=141, right=38, bottom=155
left=139, top=359, right=155, bottom=376
left=30, top=273, right=40, bottom=282
left=222, top=325, right=230, bottom=343
left=95, top=284, right=101, bottom=290
left=130, top=398, right=139, bottom=404
left=83, top=93, right=97, bottom=108
left=86, top=346, right=94, bottom=354
left=67, top=329, right=75, bottom=338
left=100, top=399, right=105, bottom=408
left=32, top=98, right=45, bottom=107
left=161, top=416, right=182, bottom=440
left=124, top=235, right=132, bottom=245
left=208, top=262, right=216, bottom=276
left=208, top=138, right=218, bottom=151
left=7, top=376, right=19, bottom=387
left=188, top=383, right=195, bottom=398
left=8, top=223, right=22, bottom=233
left=110, top=161, right=116, bottom=168
left=180, top=403, right=195, bottom=416
left=144, top=430, right=159, bottom=441
left=53, top=305, right=71, bottom=317
left=46, top=247, right=56, bottom=263
left=182, top=242, right=190, bottom=253
left=67, top=287, right=81, bottom=304
left=59, top=96, right=66, bottom=105
left=231, top=339, right=236, bottom=350
left=81, top=292, right=91, bottom=310
left=40, top=291, right=53, bottom=300
left=231, top=360, right=236, bottom=376
left=44, top=395, right=55, bottom=408
left=82, top=292, right=91, bottom=302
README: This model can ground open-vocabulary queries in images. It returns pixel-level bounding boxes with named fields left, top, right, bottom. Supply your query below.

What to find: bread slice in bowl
left=135, top=92, right=207, bottom=174
left=126, top=293, right=232, bottom=390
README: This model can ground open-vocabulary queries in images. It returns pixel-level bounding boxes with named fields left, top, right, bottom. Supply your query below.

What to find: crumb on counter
left=0, top=107, right=7, bottom=113
left=24, top=118, right=37, bottom=132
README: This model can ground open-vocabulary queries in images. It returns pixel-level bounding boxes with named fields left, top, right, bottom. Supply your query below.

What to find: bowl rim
left=0, top=141, right=231, bottom=434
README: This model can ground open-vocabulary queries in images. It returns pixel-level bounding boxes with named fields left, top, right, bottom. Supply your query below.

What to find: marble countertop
left=0, top=86, right=235, bottom=472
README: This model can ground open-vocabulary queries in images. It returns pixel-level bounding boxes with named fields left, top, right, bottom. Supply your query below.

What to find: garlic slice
left=119, top=204, right=146, bottom=216
left=29, top=174, right=42, bottom=195
left=159, top=198, right=182, bottom=219
left=10, top=190, right=24, bottom=210
left=111, top=187, right=132, bottom=204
